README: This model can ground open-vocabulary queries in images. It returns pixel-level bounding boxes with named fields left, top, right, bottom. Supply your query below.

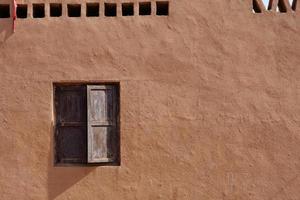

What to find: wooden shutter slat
left=57, top=86, right=87, bottom=123
left=87, top=85, right=118, bottom=163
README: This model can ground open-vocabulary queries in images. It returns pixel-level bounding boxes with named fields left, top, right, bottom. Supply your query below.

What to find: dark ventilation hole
left=33, top=4, right=45, bottom=18
left=262, top=0, right=272, bottom=10
left=68, top=4, right=81, bottom=17
left=86, top=3, right=99, bottom=17
left=50, top=3, right=62, bottom=17
left=267, top=1, right=272, bottom=11
left=156, top=1, right=169, bottom=16
left=253, top=0, right=262, bottom=13
left=105, top=3, right=117, bottom=17
left=17, top=4, right=28, bottom=18
left=277, top=0, right=287, bottom=12
left=292, top=0, right=297, bottom=11
left=0, top=4, right=10, bottom=18
left=139, top=2, right=151, bottom=15
left=122, top=3, right=134, bottom=16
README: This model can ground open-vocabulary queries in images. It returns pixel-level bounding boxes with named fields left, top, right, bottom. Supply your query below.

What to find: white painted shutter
left=87, top=85, right=118, bottom=163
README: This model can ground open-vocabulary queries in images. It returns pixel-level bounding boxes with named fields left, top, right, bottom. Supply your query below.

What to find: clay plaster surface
left=0, top=0, right=300, bottom=199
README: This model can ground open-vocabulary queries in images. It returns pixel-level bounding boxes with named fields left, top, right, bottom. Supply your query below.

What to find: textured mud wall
left=0, top=0, right=300, bottom=199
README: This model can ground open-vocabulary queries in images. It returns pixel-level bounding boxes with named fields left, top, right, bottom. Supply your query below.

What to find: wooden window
left=54, top=84, right=120, bottom=165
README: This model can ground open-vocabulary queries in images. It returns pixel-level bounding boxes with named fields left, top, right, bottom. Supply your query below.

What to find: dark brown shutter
left=87, top=85, right=118, bottom=163
left=55, top=85, right=87, bottom=164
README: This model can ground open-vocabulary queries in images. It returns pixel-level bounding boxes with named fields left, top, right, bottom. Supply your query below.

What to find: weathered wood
left=56, top=126, right=87, bottom=163
left=54, top=85, right=87, bottom=164
left=57, top=86, right=86, bottom=123
left=87, top=85, right=118, bottom=163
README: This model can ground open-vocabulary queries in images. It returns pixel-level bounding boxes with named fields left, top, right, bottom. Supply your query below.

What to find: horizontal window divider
left=58, top=122, right=87, bottom=127
left=90, top=124, right=116, bottom=127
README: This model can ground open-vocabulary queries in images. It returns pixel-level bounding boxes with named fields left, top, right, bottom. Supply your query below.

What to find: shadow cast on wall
left=47, top=125, right=96, bottom=200
left=0, top=19, right=13, bottom=44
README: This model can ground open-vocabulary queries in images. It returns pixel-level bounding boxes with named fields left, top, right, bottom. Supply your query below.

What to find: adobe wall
left=0, top=0, right=299, bottom=199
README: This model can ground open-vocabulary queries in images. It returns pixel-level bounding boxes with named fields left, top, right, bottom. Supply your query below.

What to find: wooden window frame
left=53, top=82, right=120, bottom=166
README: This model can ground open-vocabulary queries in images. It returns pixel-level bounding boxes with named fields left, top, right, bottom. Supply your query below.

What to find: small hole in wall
left=50, top=3, right=62, bottom=17
left=261, top=0, right=271, bottom=10
left=105, top=3, right=117, bottom=17
left=68, top=4, right=81, bottom=17
left=156, top=1, right=169, bottom=16
left=292, top=0, right=297, bottom=10
left=33, top=4, right=45, bottom=18
left=277, top=0, right=287, bottom=12
left=139, top=2, right=151, bottom=15
left=86, top=3, right=99, bottom=17
left=0, top=4, right=10, bottom=18
left=17, top=4, right=27, bottom=18
left=122, top=3, right=134, bottom=16
left=252, top=0, right=262, bottom=13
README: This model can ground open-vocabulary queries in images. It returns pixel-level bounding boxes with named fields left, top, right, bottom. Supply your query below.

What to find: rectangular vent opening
left=139, top=2, right=151, bottom=15
left=261, top=0, right=271, bottom=10
left=277, top=0, right=287, bottom=12
left=122, top=3, right=134, bottom=16
left=86, top=3, right=99, bottom=17
left=17, top=4, right=28, bottom=18
left=68, top=4, right=81, bottom=17
left=292, top=0, right=297, bottom=11
left=0, top=4, right=10, bottom=18
left=156, top=1, right=169, bottom=16
left=105, top=3, right=117, bottom=17
left=252, top=0, right=262, bottom=13
left=50, top=3, right=62, bottom=17
left=33, top=4, right=45, bottom=18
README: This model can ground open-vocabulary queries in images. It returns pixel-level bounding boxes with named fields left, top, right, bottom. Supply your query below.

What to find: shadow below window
left=0, top=19, right=14, bottom=44
left=47, top=124, right=96, bottom=200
